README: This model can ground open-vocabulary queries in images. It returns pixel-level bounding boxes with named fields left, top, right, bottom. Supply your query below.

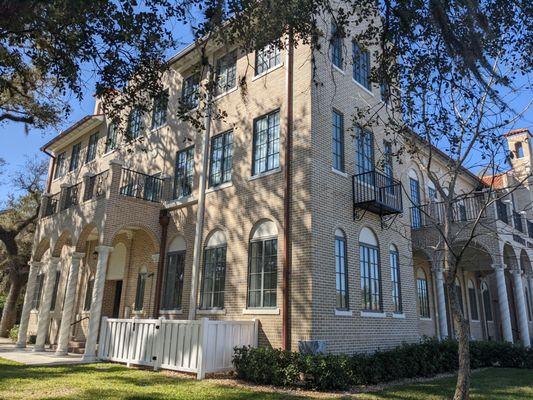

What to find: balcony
left=43, top=192, right=60, bottom=217
left=84, top=170, right=109, bottom=201
left=352, top=171, right=403, bottom=217
left=62, top=182, right=82, bottom=210
left=119, top=168, right=164, bottom=203
left=410, top=193, right=486, bottom=229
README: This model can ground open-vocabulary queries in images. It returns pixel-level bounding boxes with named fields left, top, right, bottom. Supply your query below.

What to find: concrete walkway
left=0, top=337, right=86, bottom=366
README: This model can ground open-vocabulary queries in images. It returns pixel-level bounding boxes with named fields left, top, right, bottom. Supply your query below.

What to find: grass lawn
left=0, top=357, right=531, bottom=400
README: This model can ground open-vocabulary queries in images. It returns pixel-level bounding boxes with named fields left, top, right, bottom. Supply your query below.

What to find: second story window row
left=255, top=44, right=282, bottom=76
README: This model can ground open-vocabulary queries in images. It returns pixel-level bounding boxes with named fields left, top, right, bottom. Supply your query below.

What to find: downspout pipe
left=188, top=65, right=213, bottom=320
left=282, top=29, right=294, bottom=351
left=154, top=209, right=170, bottom=317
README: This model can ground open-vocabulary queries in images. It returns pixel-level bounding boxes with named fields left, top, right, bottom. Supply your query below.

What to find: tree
left=0, top=158, right=47, bottom=337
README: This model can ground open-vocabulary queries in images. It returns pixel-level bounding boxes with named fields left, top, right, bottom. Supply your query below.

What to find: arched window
left=481, top=282, right=493, bottom=321
left=468, top=279, right=479, bottom=321
left=359, top=227, right=381, bottom=311
left=416, top=269, right=430, bottom=318
left=162, top=235, right=186, bottom=311
left=409, top=169, right=421, bottom=228
left=201, top=230, right=227, bottom=310
left=335, top=229, right=348, bottom=310
left=390, top=244, right=402, bottom=313
left=248, top=221, right=278, bottom=308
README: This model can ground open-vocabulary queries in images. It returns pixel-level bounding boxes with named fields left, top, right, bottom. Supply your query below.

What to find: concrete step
left=68, top=341, right=86, bottom=349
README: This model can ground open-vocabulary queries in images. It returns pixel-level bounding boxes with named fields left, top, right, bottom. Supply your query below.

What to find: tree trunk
left=0, top=273, right=23, bottom=337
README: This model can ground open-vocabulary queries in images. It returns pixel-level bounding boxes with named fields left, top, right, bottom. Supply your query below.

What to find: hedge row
left=232, top=338, right=533, bottom=390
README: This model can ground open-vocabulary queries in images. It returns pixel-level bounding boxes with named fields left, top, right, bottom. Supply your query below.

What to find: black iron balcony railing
left=352, top=171, right=403, bottom=216
left=513, top=211, right=524, bottom=233
left=84, top=170, right=109, bottom=201
left=63, top=182, right=81, bottom=210
left=43, top=192, right=60, bottom=217
left=120, top=168, right=163, bottom=203
left=410, top=193, right=486, bottom=229
left=496, top=199, right=509, bottom=224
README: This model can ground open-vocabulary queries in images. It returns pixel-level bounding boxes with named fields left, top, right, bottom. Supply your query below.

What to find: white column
left=510, top=269, right=531, bottom=346
left=433, top=266, right=449, bottom=339
left=82, top=245, right=113, bottom=361
left=55, top=252, right=85, bottom=355
left=16, top=260, right=42, bottom=348
left=34, top=257, right=60, bottom=351
left=493, top=263, right=514, bottom=343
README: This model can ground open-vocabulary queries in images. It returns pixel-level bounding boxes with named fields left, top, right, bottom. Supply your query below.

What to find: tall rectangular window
left=69, top=143, right=81, bottom=172
left=468, top=282, right=479, bottom=320
left=216, top=51, right=237, bottom=95
left=380, top=81, right=390, bottom=103
left=50, top=271, right=61, bottom=311
left=352, top=42, right=370, bottom=90
left=134, top=272, right=147, bottom=311
left=248, top=239, right=277, bottom=308
left=152, top=90, right=168, bottom=128
left=390, top=248, right=402, bottom=313
left=86, top=132, right=99, bottom=163
left=105, top=124, right=117, bottom=153
left=54, top=152, right=66, bottom=179
left=335, top=233, right=348, bottom=310
left=482, top=284, right=493, bottom=321
left=360, top=244, right=381, bottom=311
left=31, top=273, right=45, bottom=310
left=127, top=107, right=143, bottom=139
left=355, top=126, right=374, bottom=182
left=410, top=178, right=421, bottom=228
left=252, top=110, right=280, bottom=175
left=209, top=130, right=233, bottom=187
left=330, top=22, right=343, bottom=69
left=174, top=147, right=194, bottom=199
left=417, top=275, right=430, bottom=318
left=162, top=251, right=185, bottom=310
left=332, top=110, right=345, bottom=172
left=181, top=75, right=199, bottom=110
left=255, top=44, right=281, bottom=75
left=83, top=278, right=94, bottom=311
left=201, top=245, right=227, bottom=309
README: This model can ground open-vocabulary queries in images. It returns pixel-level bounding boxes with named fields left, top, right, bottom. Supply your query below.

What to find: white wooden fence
left=97, top=317, right=258, bottom=378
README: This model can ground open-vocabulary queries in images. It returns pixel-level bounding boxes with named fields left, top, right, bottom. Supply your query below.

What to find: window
left=330, top=22, right=343, bottom=69
left=380, top=81, right=390, bottom=103
left=174, top=147, right=194, bottom=199
left=252, top=110, right=280, bottom=175
left=86, top=132, right=99, bottom=163
left=181, top=75, right=199, bottom=110
left=247, top=221, right=278, bottom=308
left=162, top=251, right=185, bottom=310
left=352, top=42, right=370, bottom=90
left=455, top=278, right=465, bottom=315
left=410, top=176, right=421, bottom=228
left=201, top=231, right=227, bottom=309
left=335, top=230, right=348, bottom=310
left=355, top=126, right=374, bottom=182
left=428, top=187, right=437, bottom=201
left=54, top=152, right=66, bottom=179
left=525, top=287, right=532, bottom=321
left=332, top=110, right=345, bottom=172
left=390, top=245, right=402, bottom=313
left=105, top=124, right=117, bottom=153
left=50, top=271, right=61, bottom=311
left=360, top=227, right=381, bottom=311
left=515, top=142, right=524, bottom=158
left=69, top=143, right=81, bottom=172
left=127, top=107, right=143, bottom=139
left=416, top=269, right=430, bottom=318
left=31, top=273, right=45, bottom=310
left=255, top=44, right=281, bottom=75
left=84, top=278, right=94, bottom=311
left=209, top=130, right=233, bottom=187
left=481, top=282, right=493, bottom=321
left=468, top=280, right=479, bottom=320
left=216, top=51, right=237, bottom=95
left=152, top=90, right=168, bottom=128
left=384, top=141, right=394, bottom=193
left=134, top=272, right=147, bottom=311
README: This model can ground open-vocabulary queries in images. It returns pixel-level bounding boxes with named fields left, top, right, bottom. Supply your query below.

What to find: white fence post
left=196, top=318, right=209, bottom=380
left=153, top=317, right=165, bottom=371
left=97, top=316, right=108, bottom=360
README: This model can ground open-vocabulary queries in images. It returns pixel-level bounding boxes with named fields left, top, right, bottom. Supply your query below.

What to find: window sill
left=392, top=313, right=406, bottom=319
left=252, top=63, right=284, bottom=81
left=163, top=196, right=197, bottom=210
left=335, top=309, right=353, bottom=317
left=419, top=317, right=432, bottom=321
left=30, top=309, right=39, bottom=314
left=159, top=309, right=183, bottom=315
left=197, top=309, right=226, bottom=315
left=249, top=167, right=282, bottom=181
left=352, top=78, right=374, bottom=97
left=213, top=86, right=238, bottom=101
left=331, top=63, right=345, bottom=75
left=149, top=123, right=169, bottom=134
left=206, top=181, right=233, bottom=194
left=332, top=167, right=348, bottom=178
left=471, top=319, right=481, bottom=323
left=360, top=311, right=386, bottom=318
left=242, top=308, right=280, bottom=315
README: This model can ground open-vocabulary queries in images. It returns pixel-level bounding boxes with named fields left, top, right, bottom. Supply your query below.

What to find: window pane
left=335, top=235, right=348, bottom=309
left=127, top=108, right=143, bottom=139
left=255, top=44, right=281, bottom=75
left=216, top=51, right=237, bottom=95
left=152, top=90, right=169, bottom=128
left=209, top=131, right=233, bottom=187
left=469, top=286, right=479, bottom=320
left=390, top=250, right=402, bottom=313
left=86, top=133, right=99, bottom=163
left=54, top=153, right=66, bottom=179
left=355, top=126, right=374, bottom=183
left=134, top=273, right=147, bottom=311
left=181, top=75, right=199, bottom=110
left=201, top=246, right=227, bottom=309
left=360, top=244, right=381, bottom=311
left=330, top=23, right=343, bottom=68
left=105, top=125, right=117, bottom=153
left=69, top=143, right=81, bottom=172
left=253, top=111, right=280, bottom=175
left=417, top=275, right=430, bottom=318
left=162, top=251, right=185, bottom=310
left=247, top=239, right=277, bottom=308
left=174, top=147, right=194, bottom=199
left=332, top=110, right=344, bottom=171
left=352, top=42, right=370, bottom=89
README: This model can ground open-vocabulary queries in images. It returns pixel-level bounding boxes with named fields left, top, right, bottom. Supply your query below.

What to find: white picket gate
left=97, top=317, right=258, bottom=378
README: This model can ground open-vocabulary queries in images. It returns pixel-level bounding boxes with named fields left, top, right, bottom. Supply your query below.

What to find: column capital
left=509, top=268, right=523, bottom=276
left=109, top=159, right=124, bottom=167
left=49, top=257, right=61, bottom=266
left=29, top=260, right=43, bottom=268
left=432, top=266, right=445, bottom=274
left=71, top=252, right=85, bottom=260
left=491, top=263, right=507, bottom=271
left=94, top=245, right=113, bottom=255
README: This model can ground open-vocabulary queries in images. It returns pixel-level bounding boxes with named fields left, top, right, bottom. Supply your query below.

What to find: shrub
left=8, top=325, right=19, bottom=342
left=233, top=338, right=533, bottom=391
